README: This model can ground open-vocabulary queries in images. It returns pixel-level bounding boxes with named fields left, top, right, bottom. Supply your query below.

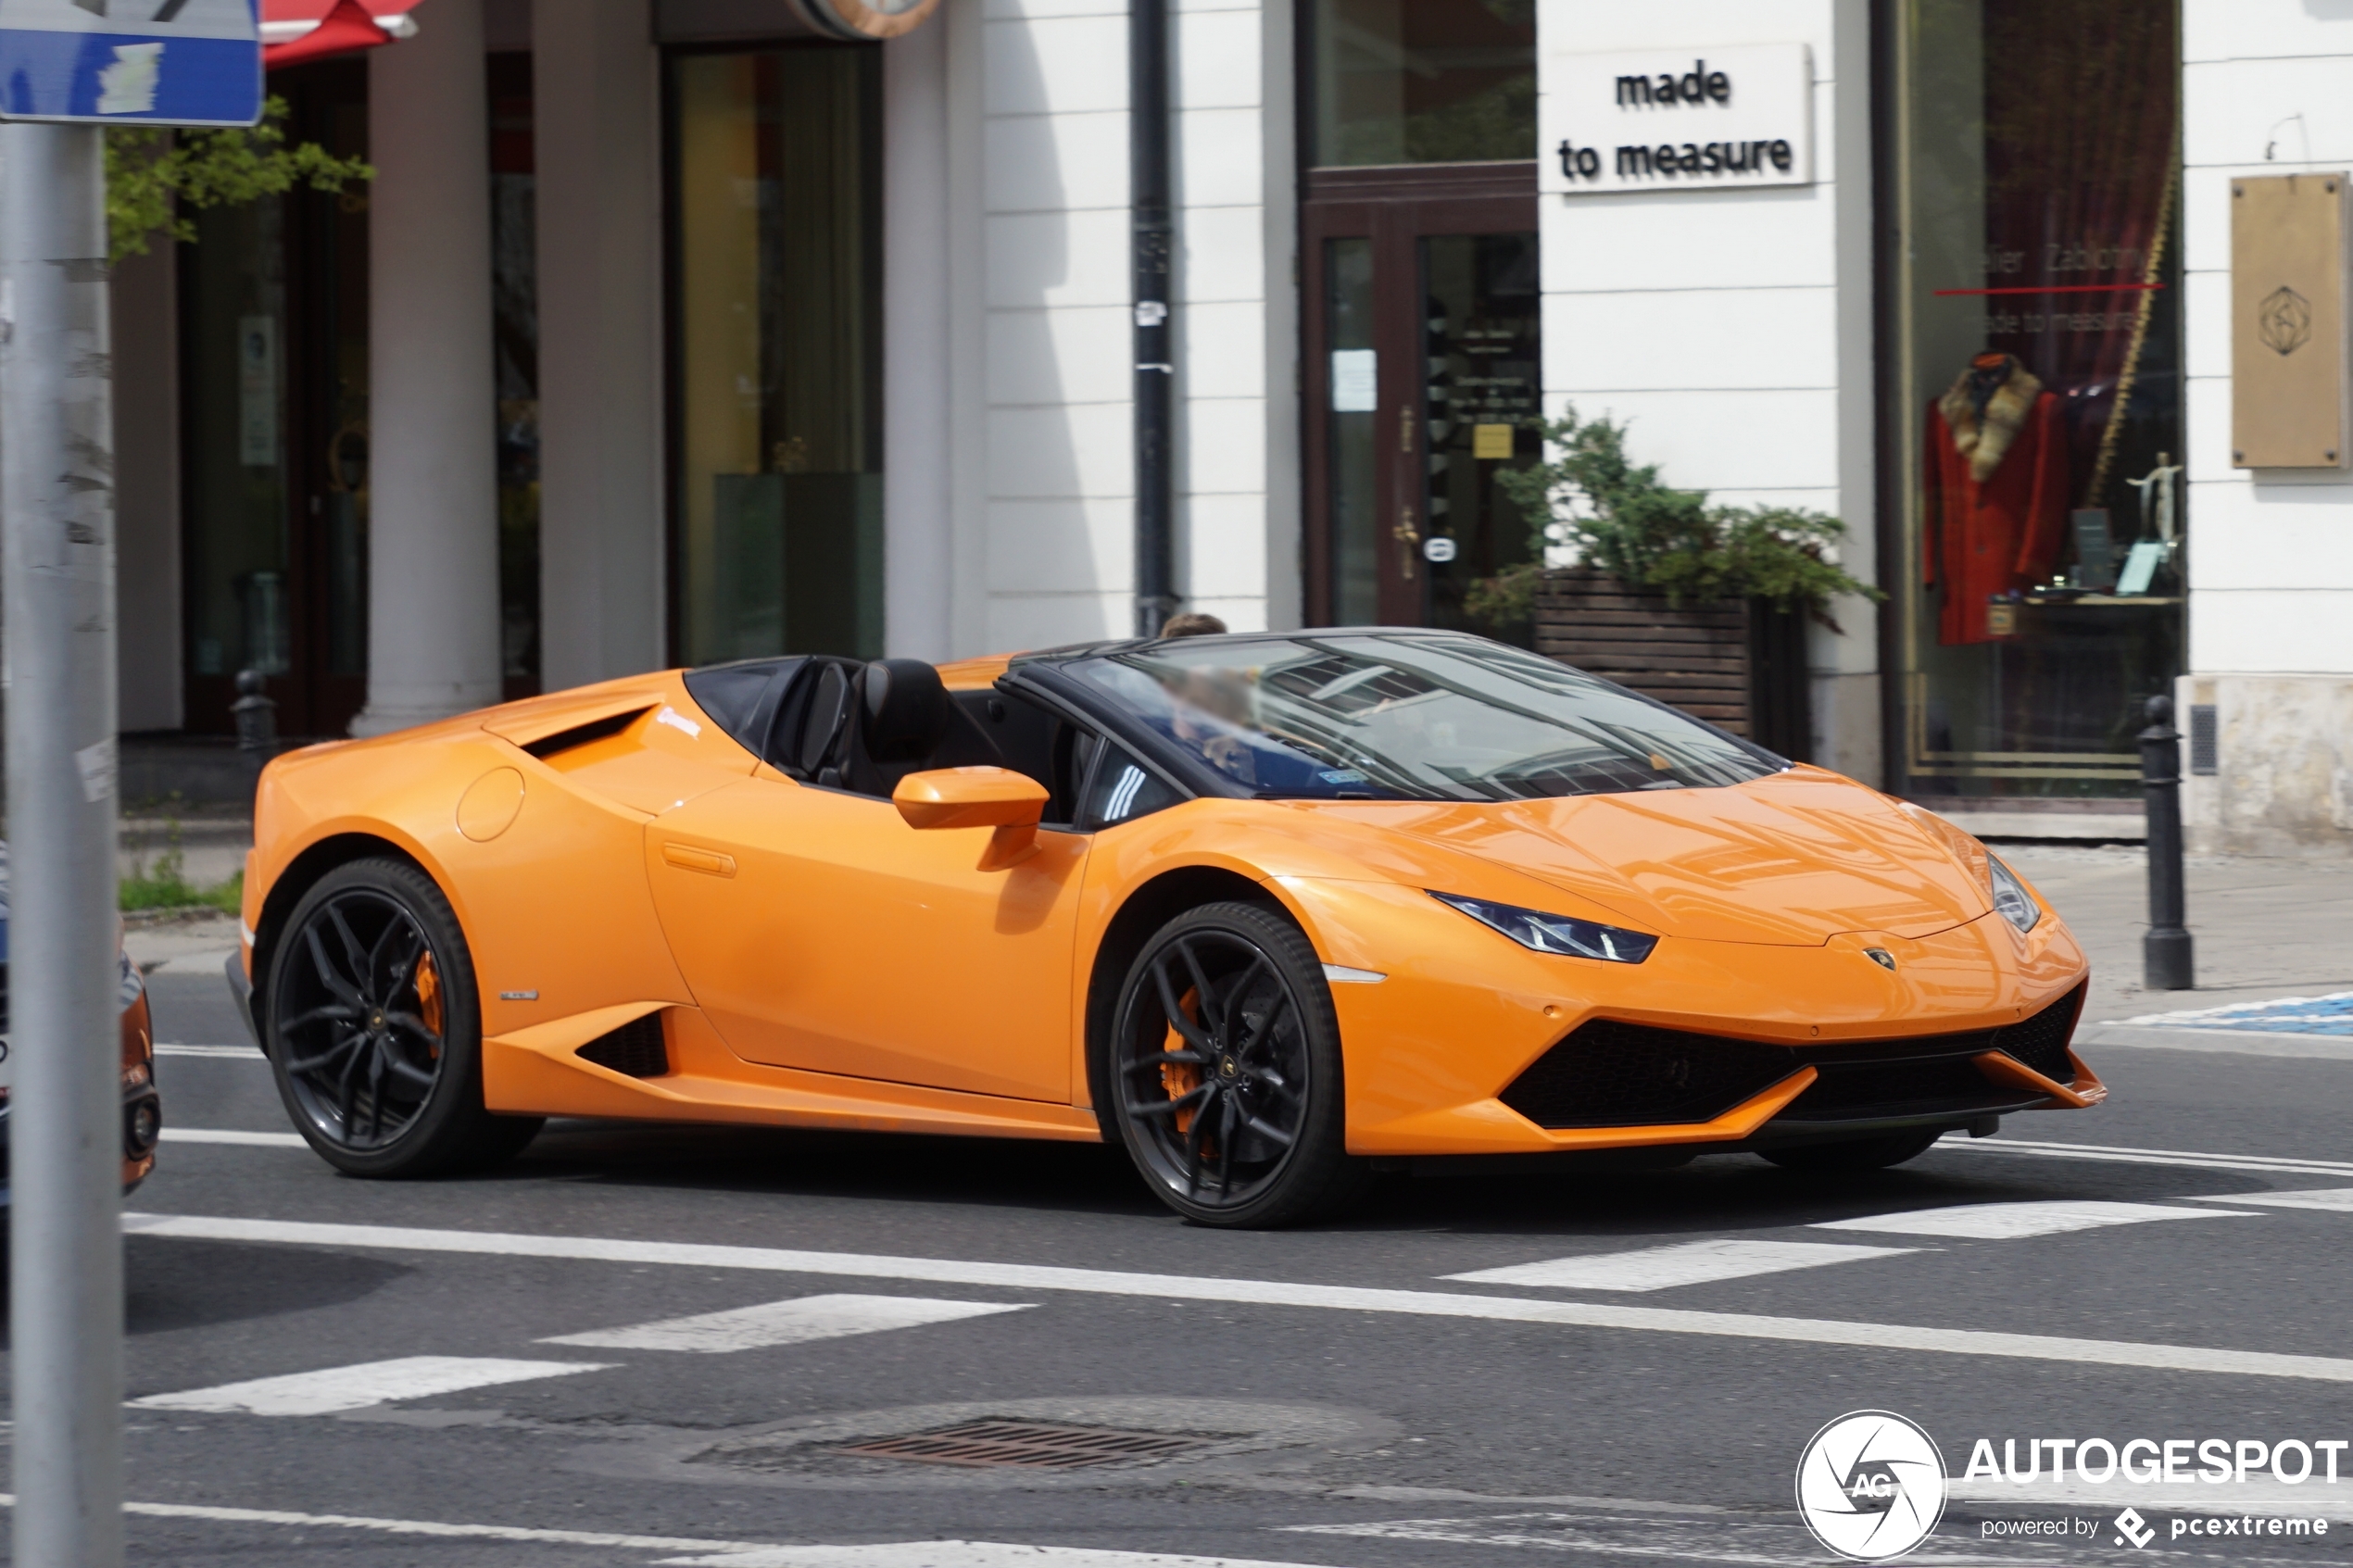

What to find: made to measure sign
left=0, top=0, right=260, bottom=127
left=1541, top=44, right=1813, bottom=196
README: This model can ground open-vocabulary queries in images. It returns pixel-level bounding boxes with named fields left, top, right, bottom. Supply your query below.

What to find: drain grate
left=834, top=1419, right=1214, bottom=1470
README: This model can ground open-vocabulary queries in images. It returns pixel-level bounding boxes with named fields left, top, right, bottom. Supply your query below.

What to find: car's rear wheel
left=1109, top=901, right=1367, bottom=1228
left=1759, top=1128, right=1943, bottom=1173
left=266, top=858, right=542, bottom=1177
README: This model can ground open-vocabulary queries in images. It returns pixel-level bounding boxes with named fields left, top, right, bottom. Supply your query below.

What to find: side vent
left=577, top=1013, right=670, bottom=1078
left=525, top=708, right=649, bottom=760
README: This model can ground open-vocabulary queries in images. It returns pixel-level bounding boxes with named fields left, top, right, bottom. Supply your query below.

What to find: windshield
left=1064, top=633, right=1780, bottom=801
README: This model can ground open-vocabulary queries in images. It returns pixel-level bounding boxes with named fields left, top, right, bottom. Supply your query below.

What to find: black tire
left=1759, top=1128, right=1943, bottom=1173
left=1108, top=900, right=1368, bottom=1228
left=265, top=858, right=542, bottom=1177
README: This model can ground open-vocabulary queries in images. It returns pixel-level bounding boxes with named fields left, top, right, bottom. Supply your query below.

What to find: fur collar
left=1939, top=356, right=2043, bottom=483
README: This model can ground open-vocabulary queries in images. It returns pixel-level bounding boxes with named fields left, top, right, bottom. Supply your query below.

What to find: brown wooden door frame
left=1300, top=162, right=1537, bottom=628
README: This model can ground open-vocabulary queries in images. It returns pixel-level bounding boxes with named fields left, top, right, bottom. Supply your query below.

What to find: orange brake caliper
left=1161, top=985, right=1202, bottom=1134
left=415, top=948, right=445, bottom=1057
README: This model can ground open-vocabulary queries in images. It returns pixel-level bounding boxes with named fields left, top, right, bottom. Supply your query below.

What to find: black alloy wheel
left=1759, top=1127, right=1943, bottom=1173
left=1109, top=901, right=1367, bottom=1227
left=266, top=858, right=541, bottom=1177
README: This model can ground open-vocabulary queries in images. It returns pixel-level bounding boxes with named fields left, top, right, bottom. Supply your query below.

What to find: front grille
left=1500, top=985, right=2087, bottom=1131
left=835, top=1421, right=1214, bottom=1470
left=576, top=1013, right=669, bottom=1078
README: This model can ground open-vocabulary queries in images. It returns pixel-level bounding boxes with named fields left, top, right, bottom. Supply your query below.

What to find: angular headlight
left=1430, top=891, right=1658, bottom=964
left=1986, top=855, right=2041, bottom=935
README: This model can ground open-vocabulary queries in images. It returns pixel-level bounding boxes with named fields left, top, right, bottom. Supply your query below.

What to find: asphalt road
left=20, top=966, right=2353, bottom=1566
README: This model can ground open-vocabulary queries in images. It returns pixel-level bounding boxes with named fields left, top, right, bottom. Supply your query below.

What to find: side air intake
left=577, top=1013, right=670, bottom=1078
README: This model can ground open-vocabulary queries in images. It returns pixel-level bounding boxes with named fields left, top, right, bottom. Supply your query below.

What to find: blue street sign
left=0, top=0, right=260, bottom=127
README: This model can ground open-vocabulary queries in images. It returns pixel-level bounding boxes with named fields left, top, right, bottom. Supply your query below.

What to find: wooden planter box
left=1531, top=567, right=1812, bottom=759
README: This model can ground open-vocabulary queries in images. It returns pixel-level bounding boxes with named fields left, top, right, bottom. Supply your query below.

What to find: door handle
left=662, top=843, right=736, bottom=878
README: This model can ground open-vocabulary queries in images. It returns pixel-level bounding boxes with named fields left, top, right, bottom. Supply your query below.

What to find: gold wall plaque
left=2233, top=173, right=2349, bottom=469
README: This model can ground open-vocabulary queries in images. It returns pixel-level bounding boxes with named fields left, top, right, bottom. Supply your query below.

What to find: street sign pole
left=0, top=8, right=263, bottom=1554
left=0, top=117, right=125, bottom=1568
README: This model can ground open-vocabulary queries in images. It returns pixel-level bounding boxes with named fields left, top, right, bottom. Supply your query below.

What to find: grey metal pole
left=2141, top=693, right=2194, bottom=991
left=2, top=120, right=125, bottom=1568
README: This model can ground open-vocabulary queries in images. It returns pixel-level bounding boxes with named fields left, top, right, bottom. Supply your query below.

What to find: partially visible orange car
left=230, top=631, right=2096, bottom=1226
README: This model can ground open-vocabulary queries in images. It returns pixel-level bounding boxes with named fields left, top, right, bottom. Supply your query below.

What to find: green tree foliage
left=1476, top=406, right=1881, bottom=628
left=106, top=94, right=371, bottom=262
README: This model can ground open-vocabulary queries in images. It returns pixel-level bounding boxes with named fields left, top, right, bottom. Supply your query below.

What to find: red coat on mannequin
left=1924, top=353, right=2070, bottom=646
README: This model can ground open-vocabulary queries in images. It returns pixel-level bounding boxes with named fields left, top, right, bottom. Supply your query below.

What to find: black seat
left=837, top=659, right=1006, bottom=797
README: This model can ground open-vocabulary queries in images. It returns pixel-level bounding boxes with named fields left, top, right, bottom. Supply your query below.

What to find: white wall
left=963, top=0, right=1285, bottom=656
left=2181, top=0, right=2353, bottom=676
left=1537, top=0, right=1879, bottom=777
left=2178, top=0, right=2353, bottom=851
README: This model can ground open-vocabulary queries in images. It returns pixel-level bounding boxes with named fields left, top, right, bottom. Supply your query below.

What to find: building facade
left=116, top=0, right=2353, bottom=852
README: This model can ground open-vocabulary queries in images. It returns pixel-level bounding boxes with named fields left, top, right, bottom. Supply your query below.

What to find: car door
left=645, top=770, right=1088, bottom=1103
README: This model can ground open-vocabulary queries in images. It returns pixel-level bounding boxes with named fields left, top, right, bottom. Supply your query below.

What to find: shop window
left=1306, top=0, right=1535, bottom=168
left=670, top=46, right=883, bottom=667
left=1888, top=0, right=2182, bottom=800
left=179, top=61, right=370, bottom=736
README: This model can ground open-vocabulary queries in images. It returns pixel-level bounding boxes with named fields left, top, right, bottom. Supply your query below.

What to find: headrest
left=859, top=659, right=952, bottom=763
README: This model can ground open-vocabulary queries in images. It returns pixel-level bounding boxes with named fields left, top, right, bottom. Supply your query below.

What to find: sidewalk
left=2004, top=844, right=2353, bottom=1023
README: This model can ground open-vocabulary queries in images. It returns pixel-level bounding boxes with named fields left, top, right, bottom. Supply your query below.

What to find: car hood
left=1292, top=767, right=1991, bottom=946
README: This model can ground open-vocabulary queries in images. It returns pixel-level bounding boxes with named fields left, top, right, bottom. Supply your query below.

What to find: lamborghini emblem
left=1864, top=947, right=1897, bottom=972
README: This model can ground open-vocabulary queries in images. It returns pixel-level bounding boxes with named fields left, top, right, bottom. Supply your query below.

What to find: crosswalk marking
left=663, top=1546, right=1330, bottom=1567
left=1945, top=1135, right=2353, bottom=1178
left=1815, top=1199, right=2256, bottom=1239
left=2181, top=1187, right=2353, bottom=1211
left=160, top=1128, right=306, bottom=1148
left=540, top=1293, right=1030, bottom=1352
left=130, top=1356, right=610, bottom=1416
left=125, top=1210, right=2353, bottom=1383
left=1444, top=1239, right=1915, bottom=1292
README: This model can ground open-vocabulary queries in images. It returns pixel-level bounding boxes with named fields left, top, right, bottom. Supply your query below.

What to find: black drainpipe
left=1131, top=0, right=1176, bottom=636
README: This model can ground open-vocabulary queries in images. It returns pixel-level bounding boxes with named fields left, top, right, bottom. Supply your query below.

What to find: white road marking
left=2180, top=1186, right=2353, bottom=1211
left=1815, top=1199, right=2256, bottom=1239
left=159, top=1128, right=306, bottom=1147
left=1945, top=1135, right=2353, bottom=1178
left=1283, top=1512, right=2000, bottom=1567
left=121, top=1210, right=2353, bottom=1383
left=0, top=1495, right=777, bottom=1555
left=130, top=1356, right=611, bottom=1416
left=542, top=1293, right=1031, bottom=1352
left=1444, top=1239, right=1915, bottom=1292
left=155, top=1043, right=265, bottom=1060
left=665, top=1546, right=1337, bottom=1568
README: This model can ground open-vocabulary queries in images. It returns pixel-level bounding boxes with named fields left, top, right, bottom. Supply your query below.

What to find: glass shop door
left=1304, top=185, right=1541, bottom=641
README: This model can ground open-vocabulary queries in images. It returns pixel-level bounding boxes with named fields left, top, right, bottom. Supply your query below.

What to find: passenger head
left=1159, top=612, right=1227, bottom=638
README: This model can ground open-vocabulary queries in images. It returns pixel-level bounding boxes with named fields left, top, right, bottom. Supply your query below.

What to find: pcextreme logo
left=1795, top=1411, right=1949, bottom=1561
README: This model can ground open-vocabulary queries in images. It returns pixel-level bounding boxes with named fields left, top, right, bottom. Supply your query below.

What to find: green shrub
left=1475, top=407, right=1881, bottom=628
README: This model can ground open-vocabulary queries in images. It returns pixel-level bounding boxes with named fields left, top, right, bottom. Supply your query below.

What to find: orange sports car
left=230, top=631, right=2098, bottom=1227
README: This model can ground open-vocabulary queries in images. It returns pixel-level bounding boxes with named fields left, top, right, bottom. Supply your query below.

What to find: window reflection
left=1309, top=0, right=1535, bottom=167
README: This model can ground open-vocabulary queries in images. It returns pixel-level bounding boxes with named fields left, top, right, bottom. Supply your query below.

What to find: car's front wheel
left=266, top=857, right=542, bottom=1177
left=1759, top=1128, right=1943, bottom=1173
left=1108, top=901, right=1367, bottom=1228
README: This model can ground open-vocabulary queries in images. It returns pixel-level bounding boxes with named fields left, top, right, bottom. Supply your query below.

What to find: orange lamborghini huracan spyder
left=230, top=630, right=2100, bottom=1227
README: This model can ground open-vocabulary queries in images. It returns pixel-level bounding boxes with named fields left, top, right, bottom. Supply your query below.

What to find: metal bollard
left=230, top=668, right=277, bottom=802
left=2140, top=694, right=2194, bottom=990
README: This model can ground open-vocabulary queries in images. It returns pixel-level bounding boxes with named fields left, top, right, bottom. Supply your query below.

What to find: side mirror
left=892, top=767, right=1049, bottom=870
left=892, top=766, right=1048, bottom=831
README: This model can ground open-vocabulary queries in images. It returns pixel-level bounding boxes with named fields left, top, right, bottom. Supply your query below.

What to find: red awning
left=263, top=0, right=417, bottom=70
